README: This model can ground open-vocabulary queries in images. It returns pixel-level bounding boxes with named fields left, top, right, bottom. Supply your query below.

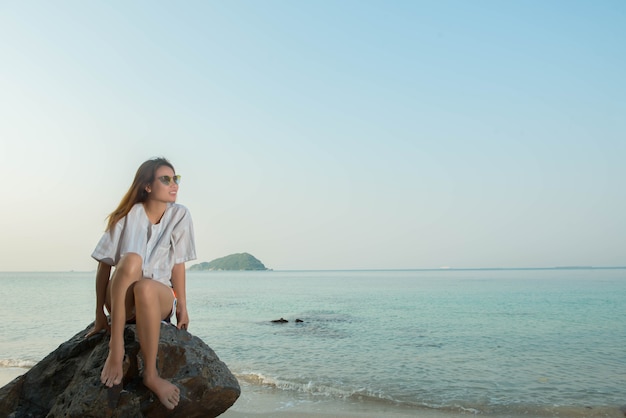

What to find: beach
left=215, top=382, right=626, bottom=418
left=1, top=270, right=625, bottom=417
left=1, top=371, right=622, bottom=418
left=0, top=368, right=25, bottom=388
left=0, top=369, right=468, bottom=417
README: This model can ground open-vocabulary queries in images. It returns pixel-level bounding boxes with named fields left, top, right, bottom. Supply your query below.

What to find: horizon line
left=2, top=266, right=626, bottom=274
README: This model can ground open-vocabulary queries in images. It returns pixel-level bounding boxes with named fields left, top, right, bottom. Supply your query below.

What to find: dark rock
left=0, top=323, right=240, bottom=417
left=295, top=319, right=303, bottom=323
left=271, top=318, right=288, bottom=323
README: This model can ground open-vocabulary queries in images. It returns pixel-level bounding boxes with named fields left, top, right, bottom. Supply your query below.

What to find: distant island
left=188, top=253, right=268, bottom=271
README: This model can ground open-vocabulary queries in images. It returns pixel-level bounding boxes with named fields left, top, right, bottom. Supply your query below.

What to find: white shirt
left=91, top=203, right=196, bottom=286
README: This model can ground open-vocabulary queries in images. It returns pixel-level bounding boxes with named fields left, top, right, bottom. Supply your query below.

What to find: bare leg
left=101, top=253, right=143, bottom=388
left=134, top=279, right=180, bottom=409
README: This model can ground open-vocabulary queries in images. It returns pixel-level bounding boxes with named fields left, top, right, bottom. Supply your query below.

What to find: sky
left=1, top=1, right=625, bottom=271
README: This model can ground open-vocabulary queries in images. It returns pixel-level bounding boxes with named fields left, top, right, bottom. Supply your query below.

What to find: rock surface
left=0, top=323, right=240, bottom=417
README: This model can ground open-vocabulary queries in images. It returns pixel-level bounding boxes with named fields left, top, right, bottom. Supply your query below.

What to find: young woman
left=86, top=157, right=196, bottom=410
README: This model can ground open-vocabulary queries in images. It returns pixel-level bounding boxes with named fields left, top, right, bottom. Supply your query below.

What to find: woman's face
left=147, top=165, right=179, bottom=203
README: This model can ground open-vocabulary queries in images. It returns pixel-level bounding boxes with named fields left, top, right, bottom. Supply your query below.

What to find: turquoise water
left=1, top=269, right=625, bottom=416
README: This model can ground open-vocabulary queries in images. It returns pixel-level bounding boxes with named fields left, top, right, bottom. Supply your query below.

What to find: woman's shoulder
left=167, top=203, right=192, bottom=219
left=169, top=202, right=190, bottom=212
left=109, top=203, right=144, bottom=229
left=125, top=202, right=147, bottom=220
left=129, top=202, right=145, bottom=213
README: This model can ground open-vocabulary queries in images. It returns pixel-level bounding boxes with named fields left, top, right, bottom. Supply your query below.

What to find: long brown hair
left=106, top=157, right=175, bottom=231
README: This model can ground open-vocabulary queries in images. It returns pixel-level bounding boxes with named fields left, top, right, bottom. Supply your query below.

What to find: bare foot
left=143, top=374, right=180, bottom=410
left=101, top=342, right=125, bottom=388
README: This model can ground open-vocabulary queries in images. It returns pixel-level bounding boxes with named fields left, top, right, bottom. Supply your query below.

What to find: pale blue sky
left=1, top=1, right=624, bottom=271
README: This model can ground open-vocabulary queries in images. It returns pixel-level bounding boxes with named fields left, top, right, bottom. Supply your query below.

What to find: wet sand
left=0, top=368, right=26, bottom=387
left=220, top=383, right=468, bottom=418
left=221, top=384, right=625, bottom=418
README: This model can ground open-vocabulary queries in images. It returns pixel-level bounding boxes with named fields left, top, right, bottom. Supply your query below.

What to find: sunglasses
left=157, top=175, right=181, bottom=186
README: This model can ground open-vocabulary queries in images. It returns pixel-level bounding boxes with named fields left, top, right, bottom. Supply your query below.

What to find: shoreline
left=0, top=370, right=454, bottom=417
left=217, top=382, right=483, bottom=418
left=219, top=383, right=625, bottom=418
left=2, top=369, right=623, bottom=418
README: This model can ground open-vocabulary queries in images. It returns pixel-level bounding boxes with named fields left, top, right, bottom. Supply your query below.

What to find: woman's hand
left=171, top=263, right=189, bottom=330
left=86, top=309, right=110, bottom=338
left=87, top=261, right=112, bottom=338
left=176, top=307, right=190, bottom=331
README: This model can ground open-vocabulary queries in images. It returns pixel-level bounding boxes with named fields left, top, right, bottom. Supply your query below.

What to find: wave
left=236, top=371, right=436, bottom=409
left=236, top=371, right=369, bottom=399
left=0, top=359, right=36, bottom=369
left=234, top=371, right=624, bottom=417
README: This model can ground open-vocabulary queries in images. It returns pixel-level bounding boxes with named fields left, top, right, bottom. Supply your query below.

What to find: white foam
left=0, top=359, right=36, bottom=368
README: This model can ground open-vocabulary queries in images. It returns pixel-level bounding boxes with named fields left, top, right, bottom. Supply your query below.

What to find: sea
left=1, top=268, right=625, bottom=417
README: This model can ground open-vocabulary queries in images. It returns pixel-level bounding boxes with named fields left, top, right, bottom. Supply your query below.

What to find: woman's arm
left=171, top=262, right=189, bottom=330
left=86, top=261, right=112, bottom=338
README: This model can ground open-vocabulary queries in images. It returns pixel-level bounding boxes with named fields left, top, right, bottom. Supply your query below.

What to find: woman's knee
left=134, top=280, right=173, bottom=317
left=133, top=279, right=156, bottom=301
left=116, top=253, right=143, bottom=278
